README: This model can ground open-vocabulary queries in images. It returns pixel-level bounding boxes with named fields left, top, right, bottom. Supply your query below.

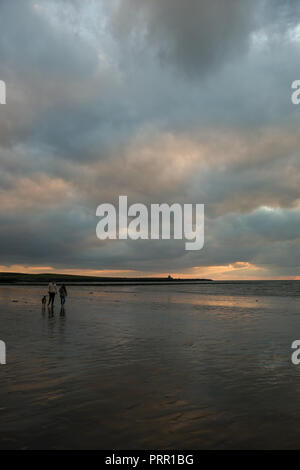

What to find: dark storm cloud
left=111, top=0, right=261, bottom=77
left=0, top=207, right=95, bottom=266
left=0, top=0, right=145, bottom=160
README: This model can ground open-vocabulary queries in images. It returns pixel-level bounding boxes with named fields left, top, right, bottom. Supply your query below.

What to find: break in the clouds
left=0, top=0, right=299, bottom=279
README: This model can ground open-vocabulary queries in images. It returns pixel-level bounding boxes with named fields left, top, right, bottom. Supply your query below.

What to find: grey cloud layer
left=0, top=0, right=299, bottom=277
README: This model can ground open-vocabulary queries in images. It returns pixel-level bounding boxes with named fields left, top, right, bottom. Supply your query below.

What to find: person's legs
left=48, top=293, right=52, bottom=306
left=50, top=293, right=55, bottom=307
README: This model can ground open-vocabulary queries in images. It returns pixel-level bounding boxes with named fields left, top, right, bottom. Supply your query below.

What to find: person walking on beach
left=59, top=284, right=67, bottom=306
left=48, top=280, right=57, bottom=307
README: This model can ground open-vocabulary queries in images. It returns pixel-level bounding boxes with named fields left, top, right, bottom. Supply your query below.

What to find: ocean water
left=0, top=281, right=300, bottom=449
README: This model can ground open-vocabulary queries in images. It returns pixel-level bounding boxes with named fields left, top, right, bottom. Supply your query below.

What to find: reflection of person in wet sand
left=59, top=284, right=67, bottom=316
left=41, top=295, right=47, bottom=313
left=59, top=284, right=67, bottom=306
left=48, top=281, right=57, bottom=307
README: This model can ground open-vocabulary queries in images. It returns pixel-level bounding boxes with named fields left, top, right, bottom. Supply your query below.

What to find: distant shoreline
left=0, top=273, right=298, bottom=286
left=0, top=272, right=213, bottom=286
left=0, top=281, right=215, bottom=286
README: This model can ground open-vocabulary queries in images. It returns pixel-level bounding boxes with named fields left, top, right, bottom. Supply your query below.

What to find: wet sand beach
left=0, top=281, right=300, bottom=449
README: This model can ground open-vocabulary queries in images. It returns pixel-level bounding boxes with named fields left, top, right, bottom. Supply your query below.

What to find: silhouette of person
left=48, top=280, right=57, bottom=307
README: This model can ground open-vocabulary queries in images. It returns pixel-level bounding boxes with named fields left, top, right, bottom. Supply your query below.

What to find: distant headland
left=0, top=272, right=213, bottom=286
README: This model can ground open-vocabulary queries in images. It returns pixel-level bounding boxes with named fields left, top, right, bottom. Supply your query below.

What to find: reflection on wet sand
left=0, top=283, right=300, bottom=449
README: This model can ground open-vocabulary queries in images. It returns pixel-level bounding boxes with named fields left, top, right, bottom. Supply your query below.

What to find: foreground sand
left=0, top=283, right=300, bottom=449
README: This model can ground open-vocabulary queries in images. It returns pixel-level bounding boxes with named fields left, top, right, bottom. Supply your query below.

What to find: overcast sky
left=0, top=0, right=299, bottom=279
